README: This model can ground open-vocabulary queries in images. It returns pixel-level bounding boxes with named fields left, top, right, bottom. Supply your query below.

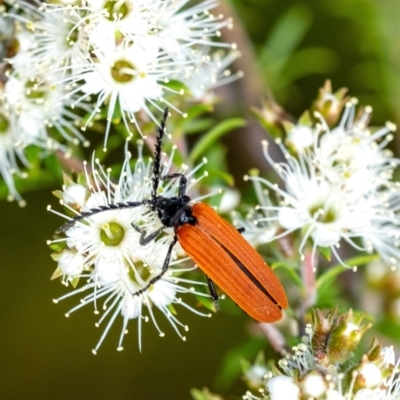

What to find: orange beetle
left=178, top=202, right=287, bottom=321
left=57, top=108, right=288, bottom=322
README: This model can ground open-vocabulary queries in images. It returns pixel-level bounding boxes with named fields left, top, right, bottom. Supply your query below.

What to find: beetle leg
left=206, top=276, right=219, bottom=308
left=161, top=173, right=187, bottom=197
left=132, top=236, right=178, bottom=296
left=131, top=224, right=165, bottom=245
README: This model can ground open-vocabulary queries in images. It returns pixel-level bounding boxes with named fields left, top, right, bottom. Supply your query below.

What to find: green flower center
left=0, top=113, right=10, bottom=134
left=100, top=222, right=125, bottom=246
left=104, top=0, right=130, bottom=21
left=308, top=204, right=336, bottom=223
left=25, top=79, right=46, bottom=101
left=65, top=23, right=79, bottom=47
left=111, top=59, right=140, bottom=83
left=127, top=262, right=152, bottom=284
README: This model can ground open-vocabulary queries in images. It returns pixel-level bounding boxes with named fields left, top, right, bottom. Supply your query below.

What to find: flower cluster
left=48, top=141, right=211, bottom=353
left=241, top=84, right=400, bottom=271
left=0, top=0, right=239, bottom=203
left=5, top=0, right=240, bottom=149
left=243, top=308, right=400, bottom=400
left=0, top=88, right=28, bottom=205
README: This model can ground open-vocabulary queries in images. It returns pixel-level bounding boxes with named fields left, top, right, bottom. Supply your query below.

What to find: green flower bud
left=326, top=309, right=372, bottom=364
left=311, top=307, right=338, bottom=365
left=311, top=80, right=349, bottom=127
left=252, top=99, right=293, bottom=140
left=349, top=356, right=383, bottom=392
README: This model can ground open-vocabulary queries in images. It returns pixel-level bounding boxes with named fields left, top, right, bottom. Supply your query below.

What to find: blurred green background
left=2, top=0, right=400, bottom=398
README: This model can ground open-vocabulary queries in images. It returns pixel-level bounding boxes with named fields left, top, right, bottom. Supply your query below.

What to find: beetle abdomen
left=177, top=203, right=288, bottom=322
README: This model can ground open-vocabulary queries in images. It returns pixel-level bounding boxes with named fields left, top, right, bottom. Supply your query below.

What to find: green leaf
left=52, top=190, right=63, bottom=200
left=240, top=358, right=252, bottom=373
left=214, top=337, right=267, bottom=390
left=70, top=276, right=80, bottom=288
left=50, top=267, right=62, bottom=280
left=206, top=169, right=235, bottom=187
left=185, top=104, right=214, bottom=120
left=318, top=246, right=331, bottom=261
left=166, top=303, right=177, bottom=315
left=195, top=293, right=217, bottom=313
left=94, top=132, right=125, bottom=162
left=316, top=254, right=379, bottom=293
left=189, top=118, right=246, bottom=162
left=376, top=317, right=400, bottom=344
left=190, top=388, right=224, bottom=400
left=161, top=79, right=189, bottom=94
left=77, top=172, right=87, bottom=187
left=271, top=261, right=303, bottom=288
left=183, top=118, right=215, bottom=135
left=260, top=4, right=313, bottom=62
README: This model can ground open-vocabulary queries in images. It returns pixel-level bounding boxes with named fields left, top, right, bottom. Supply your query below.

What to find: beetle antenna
left=55, top=201, right=145, bottom=234
left=151, top=107, right=169, bottom=204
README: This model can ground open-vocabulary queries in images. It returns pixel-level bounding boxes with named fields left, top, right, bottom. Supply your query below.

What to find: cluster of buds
left=243, top=308, right=399, bottom=400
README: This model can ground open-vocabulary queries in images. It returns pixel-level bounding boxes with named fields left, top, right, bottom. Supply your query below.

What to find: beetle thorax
left=154, top=195, right=196, bottom=228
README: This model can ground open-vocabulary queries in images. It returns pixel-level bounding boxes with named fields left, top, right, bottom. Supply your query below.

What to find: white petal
left=63, top=184, right=88, bottom=208
left=58, top=251, right=85, bottom=277
left=267, top=376, right=300, bottom=400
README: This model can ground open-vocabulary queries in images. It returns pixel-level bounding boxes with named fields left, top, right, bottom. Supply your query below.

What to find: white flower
left=244, top=102, right=400, bottom=270
left=233, top=174, right=277, bottom=247
left=48, top=142, right=211, bottom=352
left=71, top=38, right=165, bottom=147
left=5, top=72, right=88, bottom=149
left=267, top=376, right=300, bottom=400
left=286, top=124, right=314, bottom=152
left=314, top=103, right=398, bottom=193
left=7, top=0, right=240, bottom=148
left=57, top=250, right=86, bottom=280
left=359, top=363, right=383, bottom=389
left=179, top=49, right=242, bottom=101
left=6, top=0, right=89, bottom=71
left=0, top=86, right=28, bottom=205
left=151, top=0, right=233, bottom=58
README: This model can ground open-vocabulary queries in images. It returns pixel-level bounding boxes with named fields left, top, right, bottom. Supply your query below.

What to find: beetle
left=57, top=108, right=288, bottom=322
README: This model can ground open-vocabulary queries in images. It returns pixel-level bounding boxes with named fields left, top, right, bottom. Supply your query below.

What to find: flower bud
left=57, top=250, right=85, bottom=278
left=349, top=356, right=383, bottom=392
left=326, top=310, right=371, bottom=364
left=218, top=188, right=240, bottom=214
left=300, top=371, right=327, bottom=398
left=267, top=376, right=300, bottom=400
left=311, top=80, right=349, bottom=126
left=62, top=183, right=88, bottom=209
left=243, top=364, right=268, bottom=390
left=285, top=123, right=314, bottom=153
left=311, top=307, right=338, bottom=365
left=252, top=99, right=293, bottom=140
